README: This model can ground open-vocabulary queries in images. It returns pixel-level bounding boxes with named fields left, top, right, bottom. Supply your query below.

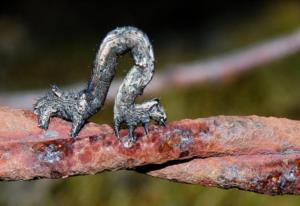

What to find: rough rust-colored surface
left=147, top=154, right=300, bottom=195
left=1, top=106, right=300, bottom=195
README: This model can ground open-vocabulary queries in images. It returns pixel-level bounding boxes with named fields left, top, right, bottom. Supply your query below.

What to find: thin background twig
left=1, top=28, right=300, bottom=108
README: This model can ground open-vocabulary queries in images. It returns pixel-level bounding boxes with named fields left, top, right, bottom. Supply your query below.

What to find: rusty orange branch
left=0, top=106, right=300, bottom=195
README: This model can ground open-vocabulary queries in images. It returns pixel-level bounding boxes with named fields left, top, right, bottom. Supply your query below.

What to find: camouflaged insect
left=34, top=26, right=167, bottom=144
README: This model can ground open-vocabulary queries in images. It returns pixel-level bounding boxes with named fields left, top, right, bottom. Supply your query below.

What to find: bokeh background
left=1, top=0, right=300, bottom=205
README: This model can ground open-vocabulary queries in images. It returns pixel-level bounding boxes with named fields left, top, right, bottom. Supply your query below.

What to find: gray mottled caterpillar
left=34, top=26, right=167, bottom=144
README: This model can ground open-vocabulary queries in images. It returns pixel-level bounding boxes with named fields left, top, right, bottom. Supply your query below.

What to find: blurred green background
left=1, top=0, right=300, bottom=205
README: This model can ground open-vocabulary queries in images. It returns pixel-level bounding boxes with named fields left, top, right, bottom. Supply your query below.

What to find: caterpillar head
left=147, top=98, right=167, bottom=126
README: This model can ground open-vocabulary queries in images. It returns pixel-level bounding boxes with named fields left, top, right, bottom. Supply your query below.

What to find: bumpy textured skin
left=34, top=26, right=167, bottom=143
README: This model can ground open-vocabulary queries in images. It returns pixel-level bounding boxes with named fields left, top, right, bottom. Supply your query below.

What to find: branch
left=1, top=106, right=300, bottom=195
left=2, top=28, right=300, bottom=109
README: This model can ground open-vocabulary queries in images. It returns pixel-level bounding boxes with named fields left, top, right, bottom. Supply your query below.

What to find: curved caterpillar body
left=34, top=26, right=167, bottom=143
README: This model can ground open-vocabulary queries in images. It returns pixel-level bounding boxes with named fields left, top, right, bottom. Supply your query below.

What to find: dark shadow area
left=134, top=157, right=197, bottom=173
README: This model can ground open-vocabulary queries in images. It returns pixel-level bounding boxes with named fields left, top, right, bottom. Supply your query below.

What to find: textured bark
left=1, top=106, right=300, bottom=195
